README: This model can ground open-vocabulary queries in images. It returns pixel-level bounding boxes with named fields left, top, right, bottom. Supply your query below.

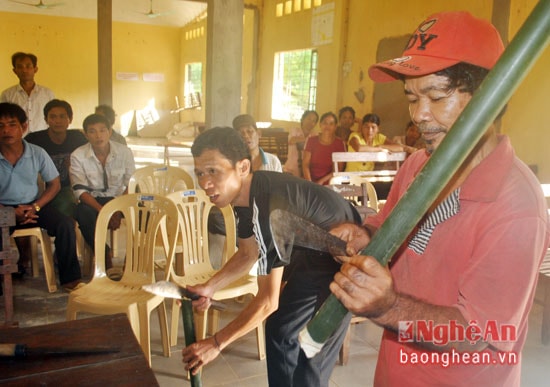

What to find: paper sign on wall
left=312, top=2, right=334, bottom=46
left=116, top=72, right=139, bottom=81
left=143, top=73, right=165, bottom=82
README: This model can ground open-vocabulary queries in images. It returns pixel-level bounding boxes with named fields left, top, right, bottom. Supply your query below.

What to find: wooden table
left=0, top=314, right=159, bottom=386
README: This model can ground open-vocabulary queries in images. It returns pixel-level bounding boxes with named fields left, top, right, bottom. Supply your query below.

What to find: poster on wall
left=143, top=73, right=165, bottom=82
left=116, top=72, right=139, bottom=81
left=312, top=2, right=334, bottom=46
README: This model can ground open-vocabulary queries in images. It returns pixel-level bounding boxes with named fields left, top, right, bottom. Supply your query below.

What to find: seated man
left=232, top=114, right=282, bottom=172
left=25, top=99, right=88, bottom=217
left=0, top=102, right=82, bottom=290
left=94, top=104, right=127, bottom=146
left=70, top=114, right=135, bottom=269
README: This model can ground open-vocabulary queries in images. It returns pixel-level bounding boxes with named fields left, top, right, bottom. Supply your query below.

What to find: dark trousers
left=75, top=197, right=114, bottom=254
left=265, top=250, right=352, bottom=387
left=12, top=203, right=81, bottom=285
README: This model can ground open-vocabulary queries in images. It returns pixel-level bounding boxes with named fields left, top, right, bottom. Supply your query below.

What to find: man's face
left=194, top=149, right=247, bottom=208
left=339, top=111, right=355, bottom=130
left=46, top=107, right=71, bottom=135
left=405, top=74, right=472, bottom=154
left=237, top=125, right=260, bottom=152
left=0, top=115, right=26, bottom=146
left=13, top=57, right=37, bottom=83
left=84, top=122, right=112, bottom=149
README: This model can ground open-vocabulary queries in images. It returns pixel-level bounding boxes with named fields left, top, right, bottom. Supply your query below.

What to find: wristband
left=213, top=333, right=221, bottom=351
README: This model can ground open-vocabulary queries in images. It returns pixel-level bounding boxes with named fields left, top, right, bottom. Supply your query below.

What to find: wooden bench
left=260, top=129, right=289, bottom=164
left=0, top=207, right=18, bottom=328
left=332, top=151, right=407, bottom=182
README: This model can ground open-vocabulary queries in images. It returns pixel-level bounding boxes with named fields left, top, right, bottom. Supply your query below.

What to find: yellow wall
left=2, top=1, right=548, bottom=181
left=0, top=13, right=97, bottom=127
left=0, top=12, right=180, bottom=136
left=505, top=0, right=550, bottom=182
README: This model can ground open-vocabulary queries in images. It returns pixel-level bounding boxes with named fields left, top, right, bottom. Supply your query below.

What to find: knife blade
left=142, top=281, right=226, bottom=311
left=0, top=343, right=119, bottom=358
left=269, top=209, right=348, bottom=264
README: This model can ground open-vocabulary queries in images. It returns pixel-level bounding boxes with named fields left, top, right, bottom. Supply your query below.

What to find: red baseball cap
left=368, top=11, right=504, bottom=82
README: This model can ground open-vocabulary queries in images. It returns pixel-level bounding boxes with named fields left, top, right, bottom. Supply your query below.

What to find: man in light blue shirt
left=0, top=102, right=82, bottom=290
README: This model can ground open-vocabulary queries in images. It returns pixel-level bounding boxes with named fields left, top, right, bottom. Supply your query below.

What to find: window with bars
left=184, top=62, right=202, bottom=109
left=271, top=49, right=318, bottom=122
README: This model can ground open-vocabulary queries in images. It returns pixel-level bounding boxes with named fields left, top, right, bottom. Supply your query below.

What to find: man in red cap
left=330, top=11, right=549, bottom=386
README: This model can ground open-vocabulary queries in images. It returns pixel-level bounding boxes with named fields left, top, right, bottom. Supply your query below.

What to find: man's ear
left=21, top=122, right=29, bottom=136
left=237, top=159, right=251, bottom=176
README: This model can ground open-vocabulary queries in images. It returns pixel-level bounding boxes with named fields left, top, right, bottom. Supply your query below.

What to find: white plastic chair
left=11, top=228, right=57, bottom=293
left=66, top=193, right=179, bottom=365
left=166, top=189, right=265, bottom=360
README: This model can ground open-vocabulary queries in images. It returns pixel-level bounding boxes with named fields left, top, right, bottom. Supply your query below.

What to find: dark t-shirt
left=235, top=171, right=361, bottom=275
left=26, top=129, right=88, bottom=187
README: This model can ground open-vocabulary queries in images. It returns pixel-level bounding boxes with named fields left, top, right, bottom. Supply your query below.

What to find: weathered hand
left=330, top=255, right=397, bottom=318
left=330, top=223, right=371, bottom=256
left=186, top=283, right=214, bottom=311
left=181, top=336, right=221, bottom=375
left=16, top=205, right=38, bottom=225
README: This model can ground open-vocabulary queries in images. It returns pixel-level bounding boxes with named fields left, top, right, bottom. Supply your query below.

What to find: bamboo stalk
left=182, top=299, right=202, bottom=387
left=300, top=0, right=550, bottom=358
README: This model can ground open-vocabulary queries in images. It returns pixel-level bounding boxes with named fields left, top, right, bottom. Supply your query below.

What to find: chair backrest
left=166, top=189, right=236, bottom=280
left=93, top=194, right=178, bottom=284
left=329, top=175, right=379, bottom=211
left=128, top=165, right=195, bottom=195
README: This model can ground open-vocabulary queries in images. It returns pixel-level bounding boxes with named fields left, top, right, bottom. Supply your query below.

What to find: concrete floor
left=2, top=258, right=550, bottom=386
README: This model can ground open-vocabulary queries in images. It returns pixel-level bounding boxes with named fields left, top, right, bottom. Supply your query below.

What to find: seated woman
left=283, top=110, right=319, bottom=177
left=345, top=113, right=403, bottom=172
left=302, top=111, right=346, bottom=185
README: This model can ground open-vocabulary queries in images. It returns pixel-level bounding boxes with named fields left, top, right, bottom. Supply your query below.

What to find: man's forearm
left=206, top=237, right=258, bottom=293
left=214, top=270, right=281, bottom=351
left=372, top=293, right=489, bottom=352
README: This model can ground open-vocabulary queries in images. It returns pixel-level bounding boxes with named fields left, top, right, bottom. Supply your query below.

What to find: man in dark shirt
left=26, top=99, right=87, bottom=217
left=181, top=127, right=361, bottom=386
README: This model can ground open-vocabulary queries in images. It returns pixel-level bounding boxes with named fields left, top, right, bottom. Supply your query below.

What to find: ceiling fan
left=141, top=0, right=171, bottom=19
left=9, top=0, right=64, bottom=9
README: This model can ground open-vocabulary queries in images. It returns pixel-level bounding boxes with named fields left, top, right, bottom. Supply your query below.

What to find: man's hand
left=330, top=255, right=397, bottom=319
left=330, top=223, right=371, bottom=257
left=181, top=336, right=221, bottom=375
left=15, top=204, right=38, bottom=225
left=108, top=211, right=123, bottom=230
left=186, top=283, right=215, bottom=312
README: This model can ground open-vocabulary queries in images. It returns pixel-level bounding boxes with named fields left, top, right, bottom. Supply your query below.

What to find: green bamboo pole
left=300, top=0, right=550, bottom=358
left=182, top=299, right=202, bottom=387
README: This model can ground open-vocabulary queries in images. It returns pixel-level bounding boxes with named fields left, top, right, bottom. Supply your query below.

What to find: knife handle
left=0, top=344, right=26, bottom=357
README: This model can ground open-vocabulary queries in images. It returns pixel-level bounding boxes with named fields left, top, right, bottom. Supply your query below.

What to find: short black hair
left=11, top=52, right=37, bottom=68
left=300, top=110, right=319, bottom=124
left=362, top=113, right=380, bottom=126
left=82, top=114, right=111, bottom=132
left=44, top=99, right=73, bottom=120
left=95, top=104, right=116, bottom=126
left=191, top=127, right=251, bottom=166
left=338, top=106, right=355, bottom=119
left=320, top=111, right=338, bottom=124
left=435, top=62, right=490, bottom=95
left=0, top=102, right=28, bottom=124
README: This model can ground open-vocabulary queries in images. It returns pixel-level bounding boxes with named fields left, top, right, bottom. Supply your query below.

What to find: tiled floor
left=1, top=262, right=550, bottom=386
